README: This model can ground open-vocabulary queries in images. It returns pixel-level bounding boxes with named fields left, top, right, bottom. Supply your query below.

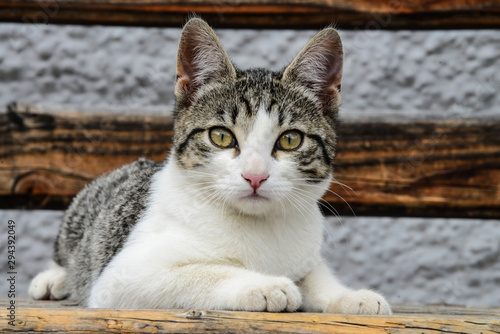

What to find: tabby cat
left=29, top=18, right=391, bottom=314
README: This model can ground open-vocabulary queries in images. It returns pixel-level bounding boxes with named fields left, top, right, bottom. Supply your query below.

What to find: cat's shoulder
left=65, top=158, right=164, bottom=221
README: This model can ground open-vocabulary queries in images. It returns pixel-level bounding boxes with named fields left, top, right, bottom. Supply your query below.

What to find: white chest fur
left=125, top=160, right=325, bottom=283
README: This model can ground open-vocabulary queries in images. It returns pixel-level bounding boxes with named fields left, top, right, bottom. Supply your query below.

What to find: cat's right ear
left=175, top=18, right=236, bottom=105
left=282, top=27, right=343, bottom=114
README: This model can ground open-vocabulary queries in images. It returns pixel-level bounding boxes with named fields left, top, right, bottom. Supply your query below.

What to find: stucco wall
left=2, top=24, right=499, bottom=118
left=1, top=210, right=499, bottom=306
left=0, top=23, right=499, bottom=307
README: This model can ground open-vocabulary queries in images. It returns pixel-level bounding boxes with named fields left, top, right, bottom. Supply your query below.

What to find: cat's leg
left=89, top=261, right=302, bottom=311
left=29, top=261, right=68, bottom=300
left=299, top=261, right=392, bottom=315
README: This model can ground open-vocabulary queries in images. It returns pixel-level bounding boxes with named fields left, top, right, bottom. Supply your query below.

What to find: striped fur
left=25, top=18, right=390, bottom=316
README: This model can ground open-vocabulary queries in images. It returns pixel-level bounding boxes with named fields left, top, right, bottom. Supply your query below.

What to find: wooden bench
left=2, top=102, right=500, bottom=218
left=1, top=1, right=499, bottom=333
left=1, top=0, right=499, bottom=29
left=2, top=298, right=500, bottom=333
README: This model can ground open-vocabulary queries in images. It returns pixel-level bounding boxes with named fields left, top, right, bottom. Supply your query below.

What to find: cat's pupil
left=209, top=128, right=235, bottom=148
left=277, top=130, right=302, bottom=151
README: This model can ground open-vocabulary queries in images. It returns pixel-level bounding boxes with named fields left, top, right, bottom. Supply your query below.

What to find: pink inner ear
left=176, top=35, right=205, bottom=104
left=284, top=28, right=343, bottom=112
left=324, top=54, right=343, bottom=92
left=175, top=19, right=235, bottom=105
left=175, top=52, right=197, bottom=105
left=177, top=38, right=199, bottom=84
left=176, top=76, right=192, bottom=97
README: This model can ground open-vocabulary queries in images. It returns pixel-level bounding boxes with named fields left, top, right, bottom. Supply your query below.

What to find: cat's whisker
left=289, top=187, right=344, bottom=247
left=219, top=188, right=233, bottom=218
left=185, top=184, right=219, bottom=196
left=287, top=198, right=318, bottom=229
left=184, top=181, right=214, bottom=189
left=317, top=198, right=342, bottom=219
left=321, top=188, right=357, bottom=218
left=183, top=173, right=222, bottom=181
left=301, top=189, right=342, bottom=219
left=189, top=184, right=225, bottom=209
left=184, top=170, right=219, bottom=176
left=284, top=197, right=311, bottom=225
left=290, top=177, right=356, bottom=197
left=302, top=184, right=357, bottom=219
left=330, top=177, right=355, bottom=194
left=201, top=188, right=227, bottom=209
left=285, top=180, right=345, bottom=215
left=291, top=185, right=346, bottom=220
left=291, top=186, right=340, bottom=218
left=288, top=179, right=357, bottom=217
left=285, top=190, right=317, bottom=224
left=267, top=187, right=297, bottom=218
left=274, top=193, right=287, bottom=217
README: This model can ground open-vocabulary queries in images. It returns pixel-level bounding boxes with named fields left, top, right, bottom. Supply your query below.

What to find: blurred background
left=1, top=3, right=499, bottom=307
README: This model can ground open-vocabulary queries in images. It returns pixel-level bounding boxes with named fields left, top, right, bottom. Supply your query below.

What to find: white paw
left=327, top=289, right=392, bottom=315
left=235, top=277, right=302, bottom=312
left=29, top=264, right=68, bottom=300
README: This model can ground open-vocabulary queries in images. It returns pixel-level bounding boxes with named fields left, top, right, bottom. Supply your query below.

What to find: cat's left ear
left=175, top=18, right=236, bottom=106
left=282, top=27, right=343, bottom=114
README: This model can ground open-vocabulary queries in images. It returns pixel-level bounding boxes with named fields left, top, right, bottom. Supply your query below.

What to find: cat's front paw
left=327, top=289, right=392, bottom=315
left=235, top=277, right=302, bottom=312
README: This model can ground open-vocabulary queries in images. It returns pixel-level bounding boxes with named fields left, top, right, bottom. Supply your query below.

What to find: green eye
left=276, top=130, right=303, bottom=151
left=209, top=127, right=236, bottom=148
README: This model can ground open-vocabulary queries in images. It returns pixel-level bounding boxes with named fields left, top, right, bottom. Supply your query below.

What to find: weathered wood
left=1, top=298, right=500, bottom=333
left=1, top=0, right=500, bottom=29
left=1, top=102, right=500, bottom=218
left=331, top=120, right=500, bottom=218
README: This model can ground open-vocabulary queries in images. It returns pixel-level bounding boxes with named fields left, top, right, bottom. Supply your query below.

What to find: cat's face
left=172, top=19, right=343, bottom=216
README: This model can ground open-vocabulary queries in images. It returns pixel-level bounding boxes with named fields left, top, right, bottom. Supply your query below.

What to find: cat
left=29, top=18, right=392, bottom=315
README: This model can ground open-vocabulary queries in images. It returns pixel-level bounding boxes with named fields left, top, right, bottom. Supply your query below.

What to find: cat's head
left=172, top=18, right=343, bottom=216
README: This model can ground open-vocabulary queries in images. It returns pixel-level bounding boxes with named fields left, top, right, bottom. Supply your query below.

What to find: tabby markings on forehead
left=277, top=103, right=286, bottom=127
left=240, top=95, right=253, bottom=118
left=231, top=107, right=239, bottom=125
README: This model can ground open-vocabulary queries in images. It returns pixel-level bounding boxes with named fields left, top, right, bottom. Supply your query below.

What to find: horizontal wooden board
left=1, top=298, right=500, bottom=334
left=1, top=0, right=500, bottom=29
left=1, top=102, right=500, bottom=218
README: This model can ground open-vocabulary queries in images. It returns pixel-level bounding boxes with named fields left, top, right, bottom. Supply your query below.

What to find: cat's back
left=53, top=158, right=163, bottom=303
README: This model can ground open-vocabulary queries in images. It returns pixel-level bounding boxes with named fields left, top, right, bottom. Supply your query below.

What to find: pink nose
left=242, top=174, right=269, bottom=193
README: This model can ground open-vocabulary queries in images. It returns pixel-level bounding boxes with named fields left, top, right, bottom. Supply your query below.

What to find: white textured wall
left=0, top=23, right=499, bottom=307
left=2, top=24, right=499, bottom=118
left=1, top=210, right=499, bottom=306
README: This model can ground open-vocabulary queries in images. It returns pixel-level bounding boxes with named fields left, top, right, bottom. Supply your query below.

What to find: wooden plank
left=331, top=120, right=500, bottom=218
left=1, top=0, right=500, bottom=29
left=1, top=299, right=500, bottom=333
left=1, top=102, right=500, bottom=218
left=5, top=298, right=500, bottom=317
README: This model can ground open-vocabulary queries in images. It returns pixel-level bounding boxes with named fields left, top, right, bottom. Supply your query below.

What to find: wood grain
left=1, top=102, right=500, bottom=218
left=329, top=120, right=500, bottom=218
left=1, top=298, right=500, bottom=334
left=1, top=0, right=499, bottom=29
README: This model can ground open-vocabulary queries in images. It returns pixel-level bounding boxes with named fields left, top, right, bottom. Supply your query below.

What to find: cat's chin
left=243, top=194, right=269, bottom=201
left=232, top=194, right=274, bottom=216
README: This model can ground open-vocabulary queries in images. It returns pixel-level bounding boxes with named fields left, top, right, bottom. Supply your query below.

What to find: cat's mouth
left=242, top=193, right=269, bottom=201
left=232, top=192, right=274, bottom=216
